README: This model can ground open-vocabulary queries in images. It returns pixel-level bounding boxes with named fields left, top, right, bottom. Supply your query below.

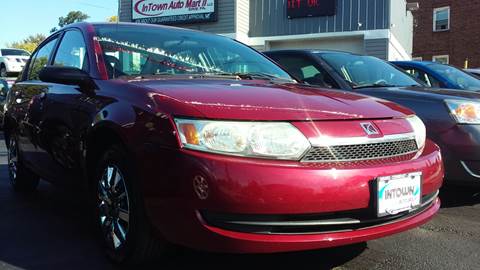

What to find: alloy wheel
left=8, top=138, right=18, bottom=184
left=98, top=165, right=130, bottom=250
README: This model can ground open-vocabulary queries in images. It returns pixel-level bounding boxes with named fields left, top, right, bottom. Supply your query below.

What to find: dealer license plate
left=377, top=172, right=422, bottom=217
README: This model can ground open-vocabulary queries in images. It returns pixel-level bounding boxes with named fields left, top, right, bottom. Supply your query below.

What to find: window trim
left=433, top=6, right=450, bottom=32
left=432, top=55, right=450, bottom=64
left=22, top=33, right=62, bottom=82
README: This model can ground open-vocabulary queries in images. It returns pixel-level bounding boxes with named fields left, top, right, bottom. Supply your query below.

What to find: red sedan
left=3, top=22, right=443, bottom=264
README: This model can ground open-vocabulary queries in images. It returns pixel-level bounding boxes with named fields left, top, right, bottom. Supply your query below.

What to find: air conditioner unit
left=407, top=2, right=420, bottom=12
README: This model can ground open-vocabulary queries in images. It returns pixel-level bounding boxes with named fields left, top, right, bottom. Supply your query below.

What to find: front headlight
left=406, top=115, right=426, bottom=149
left=174, top=118, right=311, bottom=160
left=445, top=99, right=480, bottom=124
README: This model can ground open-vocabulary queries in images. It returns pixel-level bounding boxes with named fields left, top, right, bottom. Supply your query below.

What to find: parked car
left=5, top=78, right=15, bottom=88
left=265, top=50, right=480, bottom=186
left=0, top=48, right=30, bottom=77
left=464, top=68, right=480, bottom=79
left=392, top=61, right=480, bottom=91
left=4, top=23, right=443, bottom=264
left=0, top=79, right=9, bottom=128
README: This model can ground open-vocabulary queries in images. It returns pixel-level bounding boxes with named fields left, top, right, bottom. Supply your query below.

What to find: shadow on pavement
left=439, top=185, right=480, bottom=208
left=153, top=243, right=366, bottom=270
left=0, top=166, right=114, bottom=270
left=0, top=163, right=366, bottom=270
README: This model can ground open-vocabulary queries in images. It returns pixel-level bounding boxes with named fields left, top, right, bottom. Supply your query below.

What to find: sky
left=0, top=0, right=118, bottom=47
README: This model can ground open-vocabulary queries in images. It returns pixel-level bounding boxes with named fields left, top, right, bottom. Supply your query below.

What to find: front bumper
left=140, top=139, right=443, bottom=253
left=434, top=124, right=480, bottom=185
left=5, top=61, right=25, bottom=73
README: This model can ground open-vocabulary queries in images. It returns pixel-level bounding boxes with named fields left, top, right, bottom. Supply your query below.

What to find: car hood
left=130, top=79, right=412, bottom=121
left=358, top=85, right=480, bottom=100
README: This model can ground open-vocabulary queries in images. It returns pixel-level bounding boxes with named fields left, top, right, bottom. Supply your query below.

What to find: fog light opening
left=193, top=175, right=209, bottom=200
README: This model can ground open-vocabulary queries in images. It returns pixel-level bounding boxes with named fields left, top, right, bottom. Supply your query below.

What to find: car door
left=37, top=29, right=92, bottom=185
left=11, top=36, right=60, bottom=179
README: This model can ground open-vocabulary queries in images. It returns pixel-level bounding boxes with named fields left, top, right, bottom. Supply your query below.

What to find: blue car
left=392, top=61, right=480, bottom=91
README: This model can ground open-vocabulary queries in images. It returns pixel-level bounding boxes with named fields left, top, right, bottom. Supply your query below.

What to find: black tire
left=0, top=64, right=7, bottom=78
left=92, top=145, right=166, bottom=265
left=7, top=133, right=40, bottom=192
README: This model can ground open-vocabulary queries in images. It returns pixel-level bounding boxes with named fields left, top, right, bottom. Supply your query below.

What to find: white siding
left=236, top=0, right=250, bottom=35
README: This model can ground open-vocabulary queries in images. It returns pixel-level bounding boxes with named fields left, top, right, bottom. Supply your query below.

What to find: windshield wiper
left=353, top=83, right=397, bottom=89
left=202, top=72, right=295, bottom=82
left=118, top=72, right=295, bottom=82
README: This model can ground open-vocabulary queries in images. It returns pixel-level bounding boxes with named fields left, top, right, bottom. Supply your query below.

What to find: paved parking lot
left=0, top=135, right=479, bottom=270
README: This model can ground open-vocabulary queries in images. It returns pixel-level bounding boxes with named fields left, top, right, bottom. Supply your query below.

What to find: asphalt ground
left=0, top=134, right=479, bottom=270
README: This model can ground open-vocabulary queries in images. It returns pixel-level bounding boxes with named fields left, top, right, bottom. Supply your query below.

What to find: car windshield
left=429, top=63, right=480, bottom=90
left=1, top=49, right=30, bottom=56
left=318, top=52, right=422, bottom=88
left=94, top=25, right=293, bottom=81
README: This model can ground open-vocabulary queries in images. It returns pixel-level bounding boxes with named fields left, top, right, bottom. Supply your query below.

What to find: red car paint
left=137, top=79, right=412, bottom=121
left=5, top=23, right=444, bottom=256
left=141, top=124, right=442, bottom=253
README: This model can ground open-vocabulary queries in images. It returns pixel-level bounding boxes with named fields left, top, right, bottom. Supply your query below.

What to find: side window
left=271, top=55, right=338, bottom=88
left=426, top=74, right=441, bottom=88
left=404, top=67, right=430, bottom=86
left=54, top=30, right=88, bottom=70
left=28, top=38, right=58, bottom=80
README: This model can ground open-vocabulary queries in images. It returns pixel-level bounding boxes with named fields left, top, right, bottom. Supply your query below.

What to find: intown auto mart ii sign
left=132, top=0, right=217, bottom=25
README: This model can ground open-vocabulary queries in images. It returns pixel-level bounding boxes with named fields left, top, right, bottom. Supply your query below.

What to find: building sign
left=132, top=0, right=217, bottom=25
left=287, top=0, right=336, bottom=19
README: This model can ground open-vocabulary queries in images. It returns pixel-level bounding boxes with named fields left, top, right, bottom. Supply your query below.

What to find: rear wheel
left=7, top=133, right=40, bottom=192
left=93, top=145, right=166, bottom=265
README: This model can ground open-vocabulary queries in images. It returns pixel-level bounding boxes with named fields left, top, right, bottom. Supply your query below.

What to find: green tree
left=7, top=34, right=46, bottom=53
left=51, top=11, right=90, bottom=32
left=108, top=15, right=118, bottom=22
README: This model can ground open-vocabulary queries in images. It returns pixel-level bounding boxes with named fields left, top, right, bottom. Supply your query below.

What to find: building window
left=433, top=55, right=449, bottom=64
left=433, top=7, right=450, bottom=32
left=412, top=57, right=423, bottom=61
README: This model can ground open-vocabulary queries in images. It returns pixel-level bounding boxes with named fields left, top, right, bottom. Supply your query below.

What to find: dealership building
left=119, top=0, right=415, bottom=60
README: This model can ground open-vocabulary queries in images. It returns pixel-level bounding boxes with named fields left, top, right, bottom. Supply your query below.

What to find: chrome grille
left=302, top=139, right=418, bottom=162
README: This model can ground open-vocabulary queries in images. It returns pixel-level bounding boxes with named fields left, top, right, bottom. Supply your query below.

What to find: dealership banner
left=287, top=0, right=337, bottom=19
left=132, top=0, right=217, bottom=25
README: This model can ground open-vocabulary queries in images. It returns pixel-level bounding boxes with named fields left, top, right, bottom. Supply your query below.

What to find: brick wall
left=409, top=0, right=480, bottom=68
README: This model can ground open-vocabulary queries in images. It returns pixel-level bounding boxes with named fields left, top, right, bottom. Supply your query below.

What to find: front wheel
left=8, top=134, right=40, bottom=192
left=93, top=145, right=167, bottom=265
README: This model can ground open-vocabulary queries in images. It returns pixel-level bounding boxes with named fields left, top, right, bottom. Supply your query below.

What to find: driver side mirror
left=39, top=66, right=96, bottom=95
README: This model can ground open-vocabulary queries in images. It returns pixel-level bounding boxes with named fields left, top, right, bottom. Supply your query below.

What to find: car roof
left=391, top=61, right=437, bottom=67
left=62, top=21, right=219, bottom=37
left=465, top=68, right=480, bottom=72
left=265, top=49, right=362, bottom=56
